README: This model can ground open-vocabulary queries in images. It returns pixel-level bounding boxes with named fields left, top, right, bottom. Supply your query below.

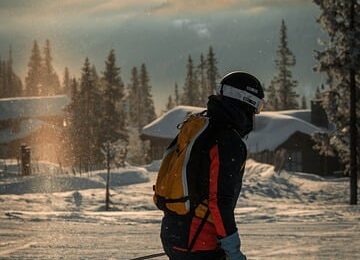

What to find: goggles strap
left=216, top=84, right=264, bottom=113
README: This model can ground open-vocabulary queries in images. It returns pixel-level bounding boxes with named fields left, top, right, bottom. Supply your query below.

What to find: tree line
left=65, top=50, right=157, bottom=170
left=165, top=46, right=219, bottom=111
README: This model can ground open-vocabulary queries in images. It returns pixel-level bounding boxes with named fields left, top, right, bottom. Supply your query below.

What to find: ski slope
left=0, top=160, right=359, bottom=259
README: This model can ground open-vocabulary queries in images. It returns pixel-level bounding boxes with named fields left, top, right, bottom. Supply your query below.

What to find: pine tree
left=0, top=58, right=3, bottom=98
left=77, top=58, right=102, bottom=171
left=166, top=95, right=175, bottom=111
left=99, top=49, right=127, bottom=148
left=7, top=46, right=22, bottom=97
left=197, top=53, right=208, bottom=106
left=25, top=41, right=42, bottom=96
left=301, top=95, right=307, bottom=109
left=63, top=67, right=70, bottom=96
left=174, top=82, right=180, bottom=106
left=313, top=1, right=359, bottom=203
left=42, top=39, right=60, bottom=95
left=128, top=66, right=140, bottom=127
left=1, top=60, right=8, bottom=97
left=65, top=78, right=80, bottom=167
left=315, top=86, right=322, bottom=99
left=182, top=55, right=201, bottom=106
left=206, top=46, right=219, bottom=97
left=265, top=83, right=278, bottom=111
left=269, top=20, right=299, bottom=110
left=140, top=63, right=156, bottom=127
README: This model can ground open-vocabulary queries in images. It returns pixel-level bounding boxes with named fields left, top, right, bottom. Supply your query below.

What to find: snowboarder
left=159, top=71, right=265, bottom=260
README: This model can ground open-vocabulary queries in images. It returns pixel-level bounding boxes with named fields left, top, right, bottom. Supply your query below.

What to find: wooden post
left=20, top=144, right=31, bottom=176
left=105, top=142, right=111, bottom=211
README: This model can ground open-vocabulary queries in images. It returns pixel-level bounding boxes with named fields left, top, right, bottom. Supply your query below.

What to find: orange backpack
left=153, top=112, right=209, bottom=215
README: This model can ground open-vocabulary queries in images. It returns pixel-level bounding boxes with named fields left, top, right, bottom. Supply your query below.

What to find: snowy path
left=0, top=212, right=359, bottom=259
left=1, top=160, right=359, bottom=259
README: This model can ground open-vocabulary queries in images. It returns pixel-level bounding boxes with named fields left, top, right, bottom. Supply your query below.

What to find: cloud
left=172, top=19, right=210, bottom=38
left=1, top=0, right=312, bottom=18
left=149, top=0, right=311, bottom=15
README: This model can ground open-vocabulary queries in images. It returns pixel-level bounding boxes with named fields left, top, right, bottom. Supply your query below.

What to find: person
left=160, top=71, right=265, bottom=260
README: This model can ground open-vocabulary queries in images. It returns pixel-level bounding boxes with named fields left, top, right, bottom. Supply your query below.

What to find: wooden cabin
left=141, top=106, right=343, bottom=176
left=0, top=95, right=70, bottom=164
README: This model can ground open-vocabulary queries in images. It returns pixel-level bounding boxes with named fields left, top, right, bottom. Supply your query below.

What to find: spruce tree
left=78, top=58, right=102, bottom=171
left=269, top=20, right=299, bottom=110
left=25, top=41, right=42, bottom=96
left=63, top=67, right=70, bottom=96
left=100, top=49, right=127, bottom=147
left=174, top=82, right=180, bottom=106
left=182, top=55, right=201, bottom=106
left=301, top=95, right=307, bottom=109
left=0, top=58, right=3, bottom=98
left=265, top=83, right=278, bottom=111
left=315, top=86, right=322, bottom=99
left=65, top=78, right=80, bottom=167
left=197, top=53, right=208, bottom=106
left=42, top=39, right=60, bottom=95
left=128, top=66, right=140, bottom=128
left=166, top=95, right=175, bottom=111
left=206, top=46, right=219, bottom=97
left=140, top=63, right=156, bottom=127
left=7, top=46, right=22, bottom=97
left=313, top=0, right=359, bottom=203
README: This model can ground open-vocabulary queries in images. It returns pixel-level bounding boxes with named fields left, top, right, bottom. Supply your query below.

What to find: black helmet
left=217, top=71, right=265, bottom=114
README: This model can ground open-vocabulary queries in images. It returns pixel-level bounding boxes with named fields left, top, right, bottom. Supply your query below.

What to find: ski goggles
left=216, top=84, right=265, bottom=114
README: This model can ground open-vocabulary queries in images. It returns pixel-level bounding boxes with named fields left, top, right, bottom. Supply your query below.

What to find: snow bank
left=0, top=165, right=150, bottom=195
left=242, top=159, right=348, bottom=203
left=144, top=160, right=162, bottom=172
left=96, top=167, right=149, bottom=186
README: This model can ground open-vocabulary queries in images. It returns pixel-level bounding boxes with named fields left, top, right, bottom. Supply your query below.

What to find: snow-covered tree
left=268, top=19, right=299, bottom=110
left=313, top=0, right=359, bottom=202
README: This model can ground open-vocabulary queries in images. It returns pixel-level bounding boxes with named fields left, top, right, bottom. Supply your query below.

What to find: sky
left=0, top=0, right=326, bottom=113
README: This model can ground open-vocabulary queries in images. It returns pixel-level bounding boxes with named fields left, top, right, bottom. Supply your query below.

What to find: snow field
left=0, top=159, right=359, bottom=259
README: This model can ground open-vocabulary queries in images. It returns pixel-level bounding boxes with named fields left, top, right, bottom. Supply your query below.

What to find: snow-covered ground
left=0, top=159, right=359, bottom=259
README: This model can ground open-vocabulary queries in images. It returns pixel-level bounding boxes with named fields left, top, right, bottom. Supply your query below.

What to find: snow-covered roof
left=276, top=109, right=311, bottom=124
left=142, top=106, right=323, bottom=153
left=0, top=95, right=70, bottom=121
left=246, top=111, right=321, bottom=153
left=142, top=106, right=206, bottom=139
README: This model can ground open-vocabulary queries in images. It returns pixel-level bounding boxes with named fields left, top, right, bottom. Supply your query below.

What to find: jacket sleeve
left=208, top=136, right=247, bottom=238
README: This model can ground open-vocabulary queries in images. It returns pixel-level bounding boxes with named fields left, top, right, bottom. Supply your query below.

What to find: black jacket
left=161, top=95, right=249, bottom=252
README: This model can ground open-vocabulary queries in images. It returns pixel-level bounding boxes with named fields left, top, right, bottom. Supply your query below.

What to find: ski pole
left=129, top=252, right=166, bottom=260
